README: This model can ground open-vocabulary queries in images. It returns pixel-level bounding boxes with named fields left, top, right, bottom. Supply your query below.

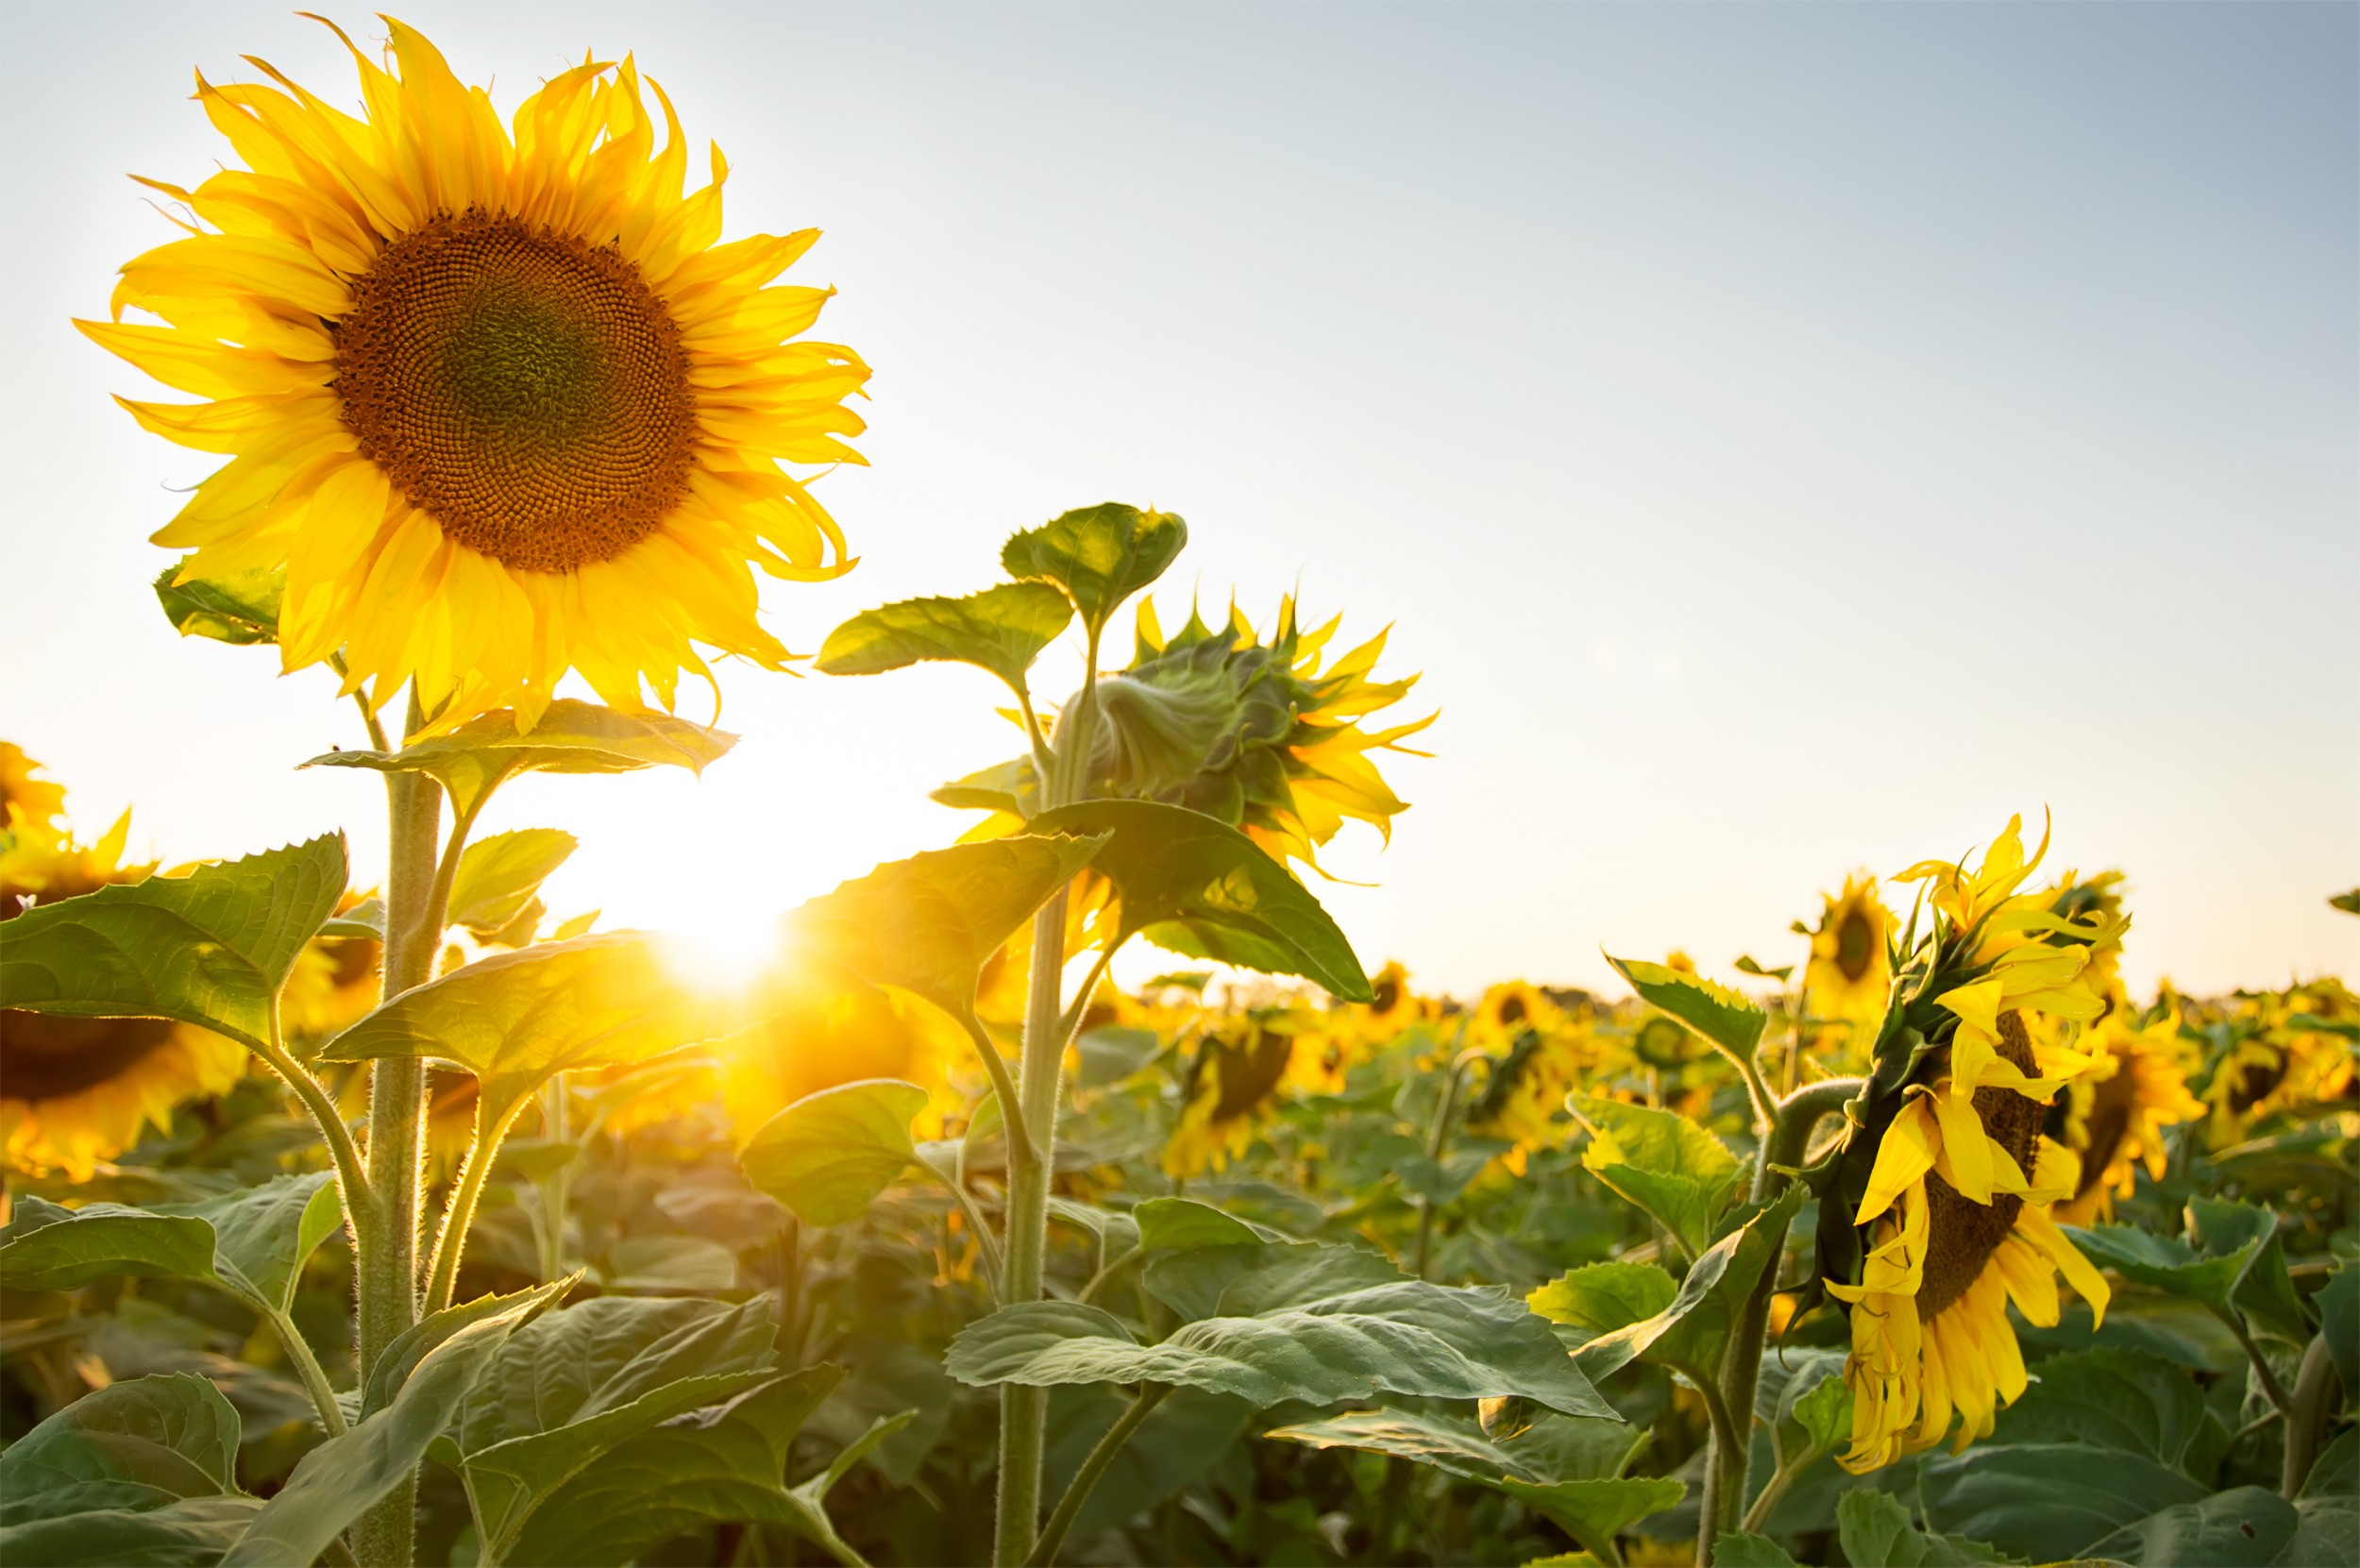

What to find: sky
left=3, top=2, right=2354, bottom=1001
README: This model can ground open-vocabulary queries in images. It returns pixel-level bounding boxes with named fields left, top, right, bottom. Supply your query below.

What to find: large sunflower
left=84, top=18, right=868, bottom=731
left=1813, top=816, right=2124, bottom=1472
left=1, top=811, right=244, bottom=1180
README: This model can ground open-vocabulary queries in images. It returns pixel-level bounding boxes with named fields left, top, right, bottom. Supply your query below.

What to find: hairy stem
left=262, top=1303, right=347, bottom=1438
left=253, top=1003, right=370, bottom=1245
left=420, top=1099, right=525, bottom=1316
left=1027, top=1384, right=1172, bottom=1566
left=1690, top=1367, right=1745, bottom=1568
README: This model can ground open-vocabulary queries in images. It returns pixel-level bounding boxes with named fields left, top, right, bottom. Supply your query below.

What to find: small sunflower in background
left=2048, top=1002, right=2202, bottom=1223
left=0, top=743, right=67, bottom=844
left=1805, top=872, right=1892, bottom=1021
left=1812, top=815, right=2124, bottom=1474
left=1163, top=1015, right=1296, bottom=1179
left=1357, top=960, right=1426, bottom=1037
left=2199, top=977, right=2359, bottom=1146
left=85, top=17, right=868, bottom=731
left=0, top=797, right=245, bottom=1180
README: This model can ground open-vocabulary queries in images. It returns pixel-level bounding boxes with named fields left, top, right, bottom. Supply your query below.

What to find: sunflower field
left=2, top=18, right=2354, bottom=1568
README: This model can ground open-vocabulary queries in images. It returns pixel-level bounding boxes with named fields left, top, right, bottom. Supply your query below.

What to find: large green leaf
left=319, top=932, right=724, bottom=1125
left=0, top=1496, right=265, bottom=1567
left=0, top=1197, right=216, bottom=1293
left=301, top=700, right=735, bottom=818
left=1569, top=1095, right=1744, bottom=1257
left=1030, top=800, right=1374, bottom=1002
left=1132, top=1195, right=1288, bottom=1251
left=947, top=1252, right=1614, bottom=1418
left=1141, top=1239, right=1405, bottom=1323
left=1000, top=502, right=1188, bottom=636
left=1526, top=1261, right=1680, bottom=1340
left=361, top=1278, right=573, bottom=1420
left=2190, top=1198, right=2313, bottom=1345
left=179, top=1172, right=343, bottom=1317
left=154, top=559, right=280, bottom=646
left=1835, top=1492, right=2011, bottom=1567
left=447, top=829, right=578, bottom=939
left=2065, top=1222, right=2259, bottom=1321
left=816, top=582, right=1074, bottom=692
left=1604, top=954, right=1768, bottom=1059
left=1548, top=1188, right=1802, bottom=1384
left=499, top=1369, right=841, bottom=1568
left=454, top=1297, right=777, bottom=1561
left=740, top=1079, right=928, bottom=1226
left=1988, top=1347, right=2226, bottom=1476
left=2083, top=1486, right=2300, bottom=1568
left=787, top=835, right=1105, bottom=1020
left=0, top=1374, right=244, bottom=1520
left=220, top=1308, right=531, bottom=1567
left=1711, top=1533, right=1802, bottom=1567
left=0, top=835, right=346, bottom=1049
left=1918, top=1441, right=2208, bottom=1560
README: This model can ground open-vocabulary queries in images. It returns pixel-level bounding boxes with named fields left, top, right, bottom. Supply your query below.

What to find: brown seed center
left=0, top=1011, right=178, bottom=1101
left=333, top=211, right=699, bottom=574
left=2072, top=1063, right=2141, bottom=1199
left=1917, top=1010, right=2046, bottom=1318
left=1835, top=908, right=1876, bottom=983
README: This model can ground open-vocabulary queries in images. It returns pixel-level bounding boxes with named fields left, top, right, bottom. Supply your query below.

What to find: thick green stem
left=1413, top=1048, right=1481, bottom=1282
left=420, top=1100, right=524, bottom=1316
left=1027, top=1383, right=1171, bottom=1566
left=2281, top=1332, right=2338, bottom=1499
left=994, top=885, right=1070, bottom=1566
left=1690, top=1368, right=1745, bottom=1568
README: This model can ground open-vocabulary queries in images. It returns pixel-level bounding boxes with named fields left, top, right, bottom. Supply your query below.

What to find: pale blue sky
left=4, top=2, right=2353, bottom=997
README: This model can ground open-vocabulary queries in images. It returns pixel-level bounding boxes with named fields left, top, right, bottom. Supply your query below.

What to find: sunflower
left=2048, top=1003, right=2202, bottom=1224
left=1812, top=816, right=2125, bottom=1471
left=0, top=744, right=66, bottom=844
left=1357, top=960, right=1425, bottom=1037
left=1, top=813, right=244, bottom=1180
left=1163, top=1016, right=1295, bottom=1179
left=1806, top=873, right=1892, bottom=1021
left=2200, top=978, right=2359, bottom=1145
left=84, top=18, right=868, bottom=732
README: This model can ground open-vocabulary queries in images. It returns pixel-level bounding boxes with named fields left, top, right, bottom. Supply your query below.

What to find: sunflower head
left=1806, top=873, right=1893, bottom=1021
left=1163, top=1014, right=1296, bottom=1179
left=85, top=18, right=868, bottom=732
left=2047, top=1002, right=2202, bottom=1223
left=2199, top=977, right=2359, bottom=1144
left=2, top=805, right=242, bottom=1179
left=0, top=744, right=66, bottom=845
left=1472, top=979, right=1556, bottom=1051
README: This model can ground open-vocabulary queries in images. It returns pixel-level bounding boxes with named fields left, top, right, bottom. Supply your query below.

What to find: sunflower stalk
left=2280, top=1331, right=2339, bottom=1499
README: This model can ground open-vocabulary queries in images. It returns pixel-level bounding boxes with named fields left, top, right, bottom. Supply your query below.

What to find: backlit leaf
left=1605, top=953, right=1768, bottom=1059
left=301, top=700, right=735, bottom=818
left=0, top=835, right=346, bottom=1049
left=1569, top=1095, right=1744, bottom=1257
left=0, top=1197, right=216, bottom=1293
left=817, top=582, right=1074, bottom=692
left=1001, top=503, right=1188, bottom=636
left=447, top=829, right=578, bottom=939
left=1526, top=1261, right=1680, bottom=1340
left=153, top=560, right=280, bottom=646
left=1031, top=799, right=1373, bottom=1001
left=740, top=1079, right=929, bottom=1226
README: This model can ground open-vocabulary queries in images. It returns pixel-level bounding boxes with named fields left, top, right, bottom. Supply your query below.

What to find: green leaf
left=596, top=1237, right=740, bottom=1294
left=1000, top=502, right=1188, bottom=636
left=455, top=1297, right=777, bottom=1560
left=499, top=1369, right=841, bottom=1568
left=1052, top=1386, right=1255, bottom=1540
left=1605, top=954, right=1768, bottom=1059
left=2318, top=1266, right=2358, bottom=1391
left=447, top=829, right=579, bottom=939
left=2189, top=1199, right=2313, bottom=1345
left=1919, top=1441, right=2208, bottom=1560
left=1030, top=799, right=1374, bottom=1002
left=2083, top=1485, right=2299, bottom=1567
left=320, top=932, right=724, bottom=1126
left=2281, top=1496, right=2358, bottom=1568
left=1497, top=1478, right=1685, bottom=1562
left=1526, top=1261, right=1680, bottom=1340
left=0, top=835, right=346, bottom=1049
left=1132, top=1196, right=1289, bottom=1252
left=221, top=1308, right=531, bottom=1567
left=179, top=1172, right=342, bottom=1318
left=947, top=1260, right=1615, bottom=1418
left=0, top=1497, right=266, bottom=1568
left=362, top=1278, right=571, bottom=1420
left=301, top=700, right=735, bottom=818
left=1141, top=1239, right=1405, bottom=1323
left=0, top=1374, right=244, bottom=1520
left=740, top=1079, right=928, bottom=1226
left=1567, top=1187, right=1803, bottom=1383
left=1568, top=1095, right=1743, bottom=1257
left=1075, top=1024, right=1162, bottom=1087
left=2013, top=1292, right=2246, bottom=1373
left=2065, top=1222, right=2254, bottom=1317
left=1711, top=1533, right=1803, bottom=1568
left=154, top=560, right=280, bottom=646
left=788, top=835, right=1106, bottom=1022
left=0, top=1197, right=216, bottom=1293
left=1989, top=1347, right=2225, bottom=1475
left=1837, top=1491, right=2012, bottom=1568
left=816, top=582, right=1074, bottom=692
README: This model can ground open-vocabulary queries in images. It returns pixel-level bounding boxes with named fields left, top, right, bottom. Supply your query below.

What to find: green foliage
left=1526, top=1260, right=1680, bottom=1335
left=320, top=932, right=725, bottom=1125
left=447, top=828, right=578, bottom=940
left=1001, top=502, right=1188, bottom=636
left=1835, top=1492, right=2012, bottom=1567
left=1604, top=953, right=1768, bottom=1058
left=0, top=1175, right=340, bottom=1321
left=1032, top=799, right=1374, bottom=1000
left=741, top=1079, right=929, bottom=1226
left=0, top=835, right=345, bottom=1049
left=301, top=700, right=735, bottom=817
left=788, top=835, right=1106, bottom=1020
left=817, top=582, right=1075, bottom=692
left=1568, top=1094, right=1744, bottom=1257
left=153, top=560, right=281, bottom=646
left=1552, top=1187, right=1802, bottom=1383
left=0, top=1378, right=262, bottom=1568
left=2069, top=1205, right=2313, bottom=1344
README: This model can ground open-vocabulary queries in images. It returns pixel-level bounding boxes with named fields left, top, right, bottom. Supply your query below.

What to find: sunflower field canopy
left=86, top=17, right=870, bottom=732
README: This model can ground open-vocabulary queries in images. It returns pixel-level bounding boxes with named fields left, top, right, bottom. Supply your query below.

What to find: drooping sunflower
left=1, top=813, right=245, bottom=1180
left=2048, top=1002, right=2202, bottom=1224
left=1164, top=1015, right=1296, bottom=1179
left=1812, top=816, right=2124, bottom=1472
left=1806, top=873, right=1892, bottom=1021
left=84, top=18, right=868, bottom=732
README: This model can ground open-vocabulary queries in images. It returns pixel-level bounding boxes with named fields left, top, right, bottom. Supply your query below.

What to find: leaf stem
left=1077, top=1243, right=1142, bottom=1307
left=2216, top=1304, right=2297, bottom=1417
left=253, top=1000, right=371, bottom=1240
left=2281, top=1331, right=2338, bottom=1499
left=1689, top=1364, right=1746, bottom=1568
left=262, top=1302, right=348, bottom=1438
left=1025, top=1383, right=1171, bottom=1567
left=957, top=1012, right=1038, bottom=1176
left=420, top=1098, right=525, bottom=1315
left=1413, top=1043, right=1482, bottom=1282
